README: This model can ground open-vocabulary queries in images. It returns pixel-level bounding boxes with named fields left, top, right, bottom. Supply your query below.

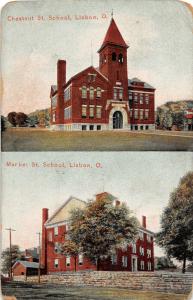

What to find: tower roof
left=98, top=18, right=128, bottom=52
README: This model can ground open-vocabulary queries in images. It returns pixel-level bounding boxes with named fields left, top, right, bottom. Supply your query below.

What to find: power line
left=5, top=227, right=16, bottom=280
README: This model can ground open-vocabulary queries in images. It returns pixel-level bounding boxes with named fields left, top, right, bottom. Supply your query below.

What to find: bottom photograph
left=1, top=152, right=193, bottom=300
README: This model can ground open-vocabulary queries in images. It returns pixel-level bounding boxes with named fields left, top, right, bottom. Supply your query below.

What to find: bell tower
left=98, top=18, right=129, bottom=101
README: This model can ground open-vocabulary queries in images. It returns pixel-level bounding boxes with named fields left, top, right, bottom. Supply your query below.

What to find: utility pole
left=36, top=232, right=41, bottom=284
left=5, top=228, right=16, bottom=280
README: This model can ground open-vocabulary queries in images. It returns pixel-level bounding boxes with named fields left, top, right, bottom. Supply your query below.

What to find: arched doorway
left=113, top=111, right=123, bottom=129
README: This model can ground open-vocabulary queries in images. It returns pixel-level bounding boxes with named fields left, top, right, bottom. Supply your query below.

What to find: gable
left=46, top=197, right=86, bottom=225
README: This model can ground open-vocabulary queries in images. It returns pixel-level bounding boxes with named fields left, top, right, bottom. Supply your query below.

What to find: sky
left=1, top=0, right=193, bottom=116
left=2, top=151, right=193, bottom=257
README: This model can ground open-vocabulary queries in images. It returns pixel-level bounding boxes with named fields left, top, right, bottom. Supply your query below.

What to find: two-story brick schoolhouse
left=41, top=192, right=154, bottom=273
left=50, top=18, right=155, bottom=131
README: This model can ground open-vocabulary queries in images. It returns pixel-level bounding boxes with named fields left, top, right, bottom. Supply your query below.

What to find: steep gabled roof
left=45, top=196, right=86, bottom=226
left=98, top=18, right=128, bottom=52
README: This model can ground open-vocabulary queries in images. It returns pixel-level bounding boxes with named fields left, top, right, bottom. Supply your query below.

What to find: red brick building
left=50, top=18, right=155, bottom=131
left=41, top=193, right=154, bottom=273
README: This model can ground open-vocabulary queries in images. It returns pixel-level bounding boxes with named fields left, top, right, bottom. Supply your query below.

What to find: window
left=122, top=256, right=127, bottom=267
left=135, top=125, right=138, bottom=130
left=134, top=94, right=138, bottom=103
left=111, top=254, right=117, bottom=265
left=52, top=111, right=56, bottom=122
left=140, top=125, right=143, bottom=130
left=147, top=234, right=151, bottom=242
left=82, top=105, right=87, bottom=118
left=132, top=243, right=136, bottom=253
left=78, top=254, right=83, bottom=265
left=64, top=106, right=71, bottom=119
left=82, top=125, right=87, bottom=131
left=97, top=125, right=101, bottom=130
left=130, top=109, right=133, bottom=118
left=89, top=125, right=94, bottom=130
left=52, top=96, right=57, bottom=107
left=147, top=249, right=151, bottom=258
left=96, top=87, right=101, bottom=98
left=89, top=106, right=94, bottom=118
left=81, top=86, right=87, bottom=99
left=54, top=259, right=59, bottom=268
left=145, top=125, right=149, bottom=130
left=54, top=242, right=59, bottom=253
left=89, top=87, right=94, bottom=100
left=129, top=91, right=132, bottom=100
left=140, top=94, right=143, bottom=104
left=145, top=109, right=149, bottom=120
left=148, top=262, right=152, bottom=271
left=140, top=109, right=143, bottom=120
left=66, top=256, right=70, bottom=267
left=64, top=86, right=71, bottom=101
left=96, top=106, right=102, bottom=119
left=118, top=53, right=123, bottom=63
left=145, top=94, right=149, bottom=105
left=113, top=88, right=117, bottom=100
left=139, top=231, right=144, bottom=240
left=48, top=231, right=52, bottom=242
left=134, top=109, right=138, bottom=119
left=121, top=243, right=127, bottom=252
left=112, top=52, right=116, bottom=61
left=140, top=260, right=145, bottom=270
left=139, top=246, right=144, bottom=256
left=119, top=89, right=123, bottom=100
left=54, top=226, right=58, bottom=236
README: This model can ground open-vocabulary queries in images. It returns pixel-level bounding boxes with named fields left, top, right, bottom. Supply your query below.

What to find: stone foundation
left=13, top=271, right=193, bottom=295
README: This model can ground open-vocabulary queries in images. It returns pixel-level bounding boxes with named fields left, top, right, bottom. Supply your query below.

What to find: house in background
left=12, top=261, right=40, bottom=277
left=50, top=17, right=155, bottom=131
left=41, top=192, right=154, bottom=273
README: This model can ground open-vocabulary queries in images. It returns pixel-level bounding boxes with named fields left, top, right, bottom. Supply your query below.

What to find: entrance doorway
left=132, top=256, right=138, bottom=272
left=113, top=111, right=123, bottom=129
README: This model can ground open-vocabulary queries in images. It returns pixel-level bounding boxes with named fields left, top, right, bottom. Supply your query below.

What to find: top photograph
left=1, top=0, right=193, bottom=151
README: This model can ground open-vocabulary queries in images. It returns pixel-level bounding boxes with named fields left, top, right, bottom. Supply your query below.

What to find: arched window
left=81, top=86, right=87, bottom=99
left=118, top=53, right=123, bottom=63
left=112, top=52, right=116, bottom=61
left=89, top=86, right=94, bottom=99
left=96, top=87, right=101, bottom=98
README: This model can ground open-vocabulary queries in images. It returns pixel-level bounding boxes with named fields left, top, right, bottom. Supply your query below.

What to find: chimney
left=142, top=216, right=146, bottom=229
left=41, top=208, right=49, bottom=270
left=56, top=60, right=66, bottom=124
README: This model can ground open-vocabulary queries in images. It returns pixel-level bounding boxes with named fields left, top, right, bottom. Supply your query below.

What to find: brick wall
left=14, top=271, right=193, bottom=295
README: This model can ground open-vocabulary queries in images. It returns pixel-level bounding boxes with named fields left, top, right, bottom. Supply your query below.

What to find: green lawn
left=1, top=128, right=193, bottom=151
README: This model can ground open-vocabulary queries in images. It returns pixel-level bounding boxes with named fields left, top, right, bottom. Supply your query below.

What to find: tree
left=68, top=193, right=139, bottom=270
left=1, top=116, right=6, bottom=131
left=156, top=172, right=193, bottom=273
left=61, top=240, right=80, bottom=272
left=1, top=245, right=22, bottom=276
left=7, top=112, right=17, bottom=127
left=16, top=112, right=28, bottom=127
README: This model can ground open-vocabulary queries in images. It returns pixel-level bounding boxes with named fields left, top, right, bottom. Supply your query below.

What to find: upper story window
left=64, top=86, right=71, bottom=101
left=82, top=105, right=87, bottom=118
left=52, top=96, right=57, bottom=107
left=118, top=53, right=123, bottom=63
left=134, top=94, right=138, bottom=103
left=96, top=87, right=101, bottom=98
left=140, top=94, right=143, bottom=104
left=140, top=246, right=144, bottom=256
left=134, top=109, right=138, bottom=120
left=112, top=52, right=116, bottom=61
left=54, top=226, right=58, bottom=236
left=114, top=88, right=123, bottom=101
left=81, top=86, right=87, bottom=99
left=96, top=106, right=102, bottom=119
left=64, top=106, right=71, bottom=120
left=89, top=105, right=94, bottom=118
left=132, top=243, right=136, bottom=253
left=78, top=254, right=83, bottom=265
left=145, top=94, right=149, bottom=105
left=145, top=109, right=149, bottom=120
left=89, top=87, right=94, bottom=100
left=113, top=88, right=117, bottom=100
left=54, top=259, right=59, bottom=268
left=129, top=91, right=132, bottom=100
left=139, top=231, right=144, bottom=240
left=119, top=88, right=123, bottom=100
left=66, top=256, right=70, bottom=267
left=48, top=231, right=53, bottom=242
left=140, top=109, right=144, bottom=120
left=147, top=249, right=151, bottom=258
left=147, top=234, right=152, bottom=242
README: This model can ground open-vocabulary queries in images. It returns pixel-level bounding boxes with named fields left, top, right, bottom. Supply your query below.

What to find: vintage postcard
left=1, top=0, right=193, bottom=151
left=1, top=0, right=193, bottom=300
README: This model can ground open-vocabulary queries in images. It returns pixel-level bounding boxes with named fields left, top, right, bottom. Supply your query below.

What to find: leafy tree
left=1, top=245, right=22, bottom=276
left=1, top=116, right=6, bottom=131
left=61, top=240, right=80, bottom=272
left=16, top=112, right=28, bottom=127
left=7, top=112, right=17, bottom=127
left=27, top=115, right=39, bottom=127
left=156, top=172, right=193, bottom=273
left=68, top=193, right=138, bottom=270
left=155, top=256, right=176, bottom=270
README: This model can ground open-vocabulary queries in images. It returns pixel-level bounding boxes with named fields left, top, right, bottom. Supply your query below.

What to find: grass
left=1, top=128, right=193, bottom=151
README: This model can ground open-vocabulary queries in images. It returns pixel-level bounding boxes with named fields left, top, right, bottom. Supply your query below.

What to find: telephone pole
left=5, top=228, right=16, bottom=280
left=36, top=232, right=41, bottom=284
